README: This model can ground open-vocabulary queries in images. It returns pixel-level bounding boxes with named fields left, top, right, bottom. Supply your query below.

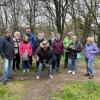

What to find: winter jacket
left=35, top=47, right=53, bottom=64
left=19, top=41, right=32, bottom=57
left=52, top=40, right=64, bottom=55
left=13, top=38, right=20, bottom=54
left=67, top=42, right=81, bottom=59
left=84, top=42, right=99, bottom=59
left=22, top=32, right=35, bottom=49
left=63, top=37, right=72, bottom=49
left=34, top=38, right=44, bottom=52
left=0, top=36, right=14, bottom=59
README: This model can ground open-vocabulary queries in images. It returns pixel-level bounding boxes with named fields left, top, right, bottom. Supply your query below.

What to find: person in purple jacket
left=52, top=33, right=64, bottom=72
left=84, top=36, right=99, bottom=79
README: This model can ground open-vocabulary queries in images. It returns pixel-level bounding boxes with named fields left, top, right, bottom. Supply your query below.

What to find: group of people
left=0, top=26, right=99, bottom=85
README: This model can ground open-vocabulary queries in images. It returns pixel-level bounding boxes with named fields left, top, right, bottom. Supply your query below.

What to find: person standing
left=84, top=36, right=99, bottom=79
left=63, top=32, right=72, bottom=69
left=22, top=25, right=35, bottom=67
left=52, top=33, right=64, bottom=72
left=19, top=35, right=33, bottom=73
left=13, top=31, right=21, bottom=70
left=0, top=28, right=14, bottom=85
left=67, top=35, right=81, bottom=75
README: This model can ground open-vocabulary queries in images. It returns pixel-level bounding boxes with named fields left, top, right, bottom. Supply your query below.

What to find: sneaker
left=26, top=69, right=30, bottom=72
left=3, top=81, right=7, bottom=85
left=68, top=70, right=72, bottom=74
left=89, top=75, right=93, bottom=79
left=36, top=75, right=40, bottom=80
left=49, top=75, right=53, bottom=79
left=23, top=69, right=26, bottom=73
left=72, top=71, right=75, bottom=75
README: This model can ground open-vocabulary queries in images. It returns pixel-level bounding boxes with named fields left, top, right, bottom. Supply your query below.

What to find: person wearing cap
left=13, top=31, right=21, bottom=70
left=84, top=36, right=99, bottom=79
left=34, top=40, right=54, bottom=79
left=67, top=35, right=81, bottom=75
left=52, top=33, right=64, bottom=72
left=22, top=25, right=35, bottom=66
left=0, top=28, right=14, bottom=85
left=63, top=32, right=72, bottom=69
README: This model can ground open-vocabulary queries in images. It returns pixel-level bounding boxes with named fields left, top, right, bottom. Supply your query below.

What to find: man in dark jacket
left=35, top=40, right=54, bottom=79
left=0, top=28, right=14, bottom=85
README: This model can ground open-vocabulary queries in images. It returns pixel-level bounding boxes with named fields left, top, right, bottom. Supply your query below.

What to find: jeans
left=37, top=62, right=52, bottom=76
left=3, top=59, right=13, bottom=81
left=68, top=58, right=77, bottom=71
left=54, top=55, right=61, bottom=69
left=85, top=58, right=94, bottom=75
left=22, top=61, right=29, bottom=70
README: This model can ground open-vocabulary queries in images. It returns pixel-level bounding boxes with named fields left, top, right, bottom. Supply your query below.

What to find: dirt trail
left=22, top=67, right=100, bottom=100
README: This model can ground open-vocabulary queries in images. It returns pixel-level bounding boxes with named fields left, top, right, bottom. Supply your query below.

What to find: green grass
left=52, top=81, right=100, bottom=100
left=0, top=81, right=32, bottom=100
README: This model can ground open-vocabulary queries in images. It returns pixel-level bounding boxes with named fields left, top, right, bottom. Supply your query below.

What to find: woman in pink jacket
left=19, top=35, right=32, bottom=73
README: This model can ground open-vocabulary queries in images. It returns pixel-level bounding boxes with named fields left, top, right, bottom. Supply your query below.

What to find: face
left=6, top=31, right=12, bottom=37
left=26, top=28, right=31, bottom=34
left=24, top=35, right=29, bottom=42
left=72, top=36, right=77, bottom=43
left=38, top=33, right=44, bottom=40
left=56, top=34, right=60, bottom=40
left=16, top=33, right=21, bottom=39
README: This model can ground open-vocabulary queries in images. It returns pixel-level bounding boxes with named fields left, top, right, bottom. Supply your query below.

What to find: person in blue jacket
left=22, top=25, right=35, bottom=67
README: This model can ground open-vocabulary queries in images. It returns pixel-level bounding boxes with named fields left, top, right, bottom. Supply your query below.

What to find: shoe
left=3, top=81, right=7, bottom=85
left=89, top=75, right=93, bottom=79
left=26, top=69, right=30, bottom=72
left=72, top=71, right=75, bottom=75
left=23, top=69, right=25, bottom=73
left=49, top=75, right=53, bottom=79
left=36, top=75, right=40, bottom=80
left=68, top=70, right=72, bottom=74
left=84, top=73, right=89, bottom=77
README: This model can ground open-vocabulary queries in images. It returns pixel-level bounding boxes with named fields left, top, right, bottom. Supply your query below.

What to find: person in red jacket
left=19, top=35, right=32, bottom=73
left=52, top=33, right=64, bottom=72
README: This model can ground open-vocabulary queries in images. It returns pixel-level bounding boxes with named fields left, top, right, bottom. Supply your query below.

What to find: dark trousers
left=22, top=60, right=29, bottom=70
left=54, top=54, right=61, bottom=69
left=64, top=52, right=69, bottom=68
left=29, top=56, right=32, bottom=67
left=13, top=54, right=20, bottom=70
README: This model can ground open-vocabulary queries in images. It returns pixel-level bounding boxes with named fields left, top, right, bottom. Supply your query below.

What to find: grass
left=0, top=81, right=32, bottom=100
left=52, top=80, right=100, bottom=100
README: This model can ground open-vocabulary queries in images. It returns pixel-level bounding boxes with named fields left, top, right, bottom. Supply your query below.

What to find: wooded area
left=0, top=0, right=100, bottom=46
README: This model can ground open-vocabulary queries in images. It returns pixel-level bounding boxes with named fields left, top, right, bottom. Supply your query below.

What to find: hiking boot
left=68, top=70, right=72, bottom=74
left=89, top=75, right=93, bottom=79
left=84, top=73, right=89, bottom=77
left=3, top=80, right=7, bottom=85
left=49, top=75, right=53, bottom=79
left=36, top=75, right=40, bottom=80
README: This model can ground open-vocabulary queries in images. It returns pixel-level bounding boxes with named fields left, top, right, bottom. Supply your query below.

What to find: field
left=0, top=56, right=100, bottom=100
